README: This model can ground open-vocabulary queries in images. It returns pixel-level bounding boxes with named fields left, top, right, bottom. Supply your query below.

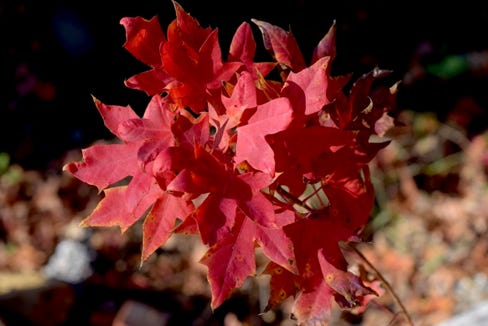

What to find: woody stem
left=346, top=242, right=414, bottom=326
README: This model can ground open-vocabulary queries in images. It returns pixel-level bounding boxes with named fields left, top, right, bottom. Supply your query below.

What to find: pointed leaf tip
left=250, top=18, right=306, bottom=71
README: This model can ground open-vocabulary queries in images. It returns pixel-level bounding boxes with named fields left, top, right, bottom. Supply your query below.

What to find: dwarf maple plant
left=63, top=1, right=399, bottom=324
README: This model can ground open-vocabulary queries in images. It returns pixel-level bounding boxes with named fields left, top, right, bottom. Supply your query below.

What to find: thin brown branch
left=276, top=186, right=314, bottom=212
left=346, top=242, right=414, bottom=326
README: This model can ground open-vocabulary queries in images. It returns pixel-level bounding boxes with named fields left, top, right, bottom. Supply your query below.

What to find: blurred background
left=1, top=1, right=487, bottom=325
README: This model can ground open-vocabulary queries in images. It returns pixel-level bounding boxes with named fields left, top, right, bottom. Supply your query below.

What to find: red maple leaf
left=142, top=191, right=194, bottom=261
left=263, top=261, right=302, bottom=310
left=270, top=125, right=356, bottom=197
left=235, top=97, right=293, bottom=175
left=318, top=248, right=377, bottom=309
left=323, top=67, right=397, bottom=136
left=201, top=210, right=297, bottom=310
left=63, top=142, right=140, bottom=192
left=63, top=94, right=176, bottom=188
left=78, top=186, right=147, bottom=232
left=251, top=19, right=306, bottom=72
left=120, top=16, right=174, bottom=96
left=120, top=15, right=166, bottom=69
left=292, top=281, right=335, bottom=325
left=63, top=95, right=180, bottom=258
left=161, top=2, right=242, bottom=111
left=209, top=70, right=257, bottom=151
left=310, top=20, right=353, bottom=107
left=122, top=1, right=242, bottom=111
left=64, top=97, right=145, bottom=191
left=221, top=71, right=258, bottom=126
left=262, top=211, right=378, bottom=324
left=166, top=145, right=278, bottom=244
left=281, top=56, right=333, bottom=116
left=311, top=20, right=337, bottom=64
left=77, top=160, right=165, bottom=231
left=228, top=22, right=276, bottom=79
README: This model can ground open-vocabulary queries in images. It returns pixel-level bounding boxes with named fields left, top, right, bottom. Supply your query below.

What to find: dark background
left=2, top=0, right=488, bottom=171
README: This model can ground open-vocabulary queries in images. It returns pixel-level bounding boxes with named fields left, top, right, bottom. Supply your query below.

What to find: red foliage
left=63, top=1, right=398, bottom=324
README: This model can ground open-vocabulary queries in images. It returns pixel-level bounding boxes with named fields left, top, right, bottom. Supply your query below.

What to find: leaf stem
left=346, top=242, right=414, bottom=326
left=276, top=186, right=314, bottom=212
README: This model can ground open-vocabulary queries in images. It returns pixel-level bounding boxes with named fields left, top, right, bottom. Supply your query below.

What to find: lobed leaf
left=229, top=22, right=276, bottom=78
left=292, top=281, right=334, bottom=326
left=80, top=186, right=139, bottom=232
left=235, top=97, right=293, bottom=175
left=251, top=19, right=306, bottom=72
left=92, top=96, right=139, bottom=139
left=200, top=214, right=257, bottom=310
left=120, top=15, right=165, bottom=68
left=63, top=143, right=140, bottom=192
left=141, top=192, right=194, bottom=261
left=318, top=248, right=377, bottom=309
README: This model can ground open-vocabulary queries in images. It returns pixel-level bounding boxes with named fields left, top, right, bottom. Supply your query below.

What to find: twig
left=346, top=242, right=414, bottom=326
left=276, top=185, right=314, bottom=212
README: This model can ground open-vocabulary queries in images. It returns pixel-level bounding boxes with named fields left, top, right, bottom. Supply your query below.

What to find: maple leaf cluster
left=63, top=1, right=398, bottom=324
